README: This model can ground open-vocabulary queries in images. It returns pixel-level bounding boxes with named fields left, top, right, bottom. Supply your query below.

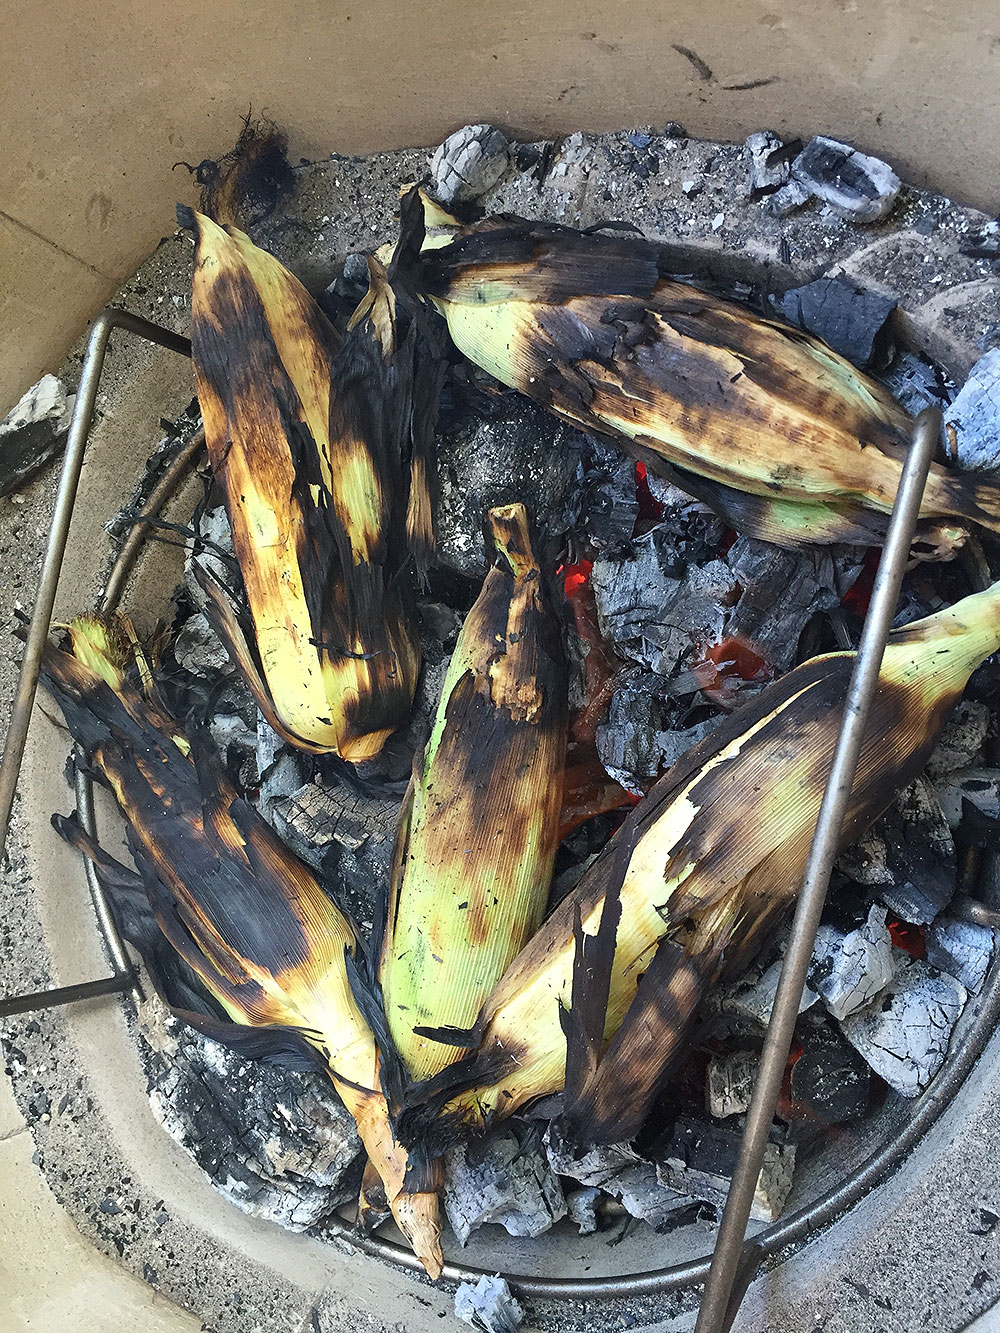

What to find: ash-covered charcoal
left=724, top=537, right=864, bottom=670
left=270, top=777, right=398, bottom=930
left=429, top=124, right=512, bottom=205
left=925, top=917, right=994, bottom=995
left=583, top=445, right=640, bottom=550
left=443, top=1124, right=566, bottom=1245
left=775, top=278, right=896, bottom=369
left=454, top=1275, right=524, bottom=1333
left=706, top=1048, right=758, bottom=1119
left=790, top=135, right=901, bottom=222
left=565, top=1187, right=601, bottom=1235
left=172, top=611, right=233, bottom=677
left=434, top=396, right=585, bottom=578
left=357, top=652, right=450, bottom=788
left=839, top=959, right=968, bottom=1097
left=591, top=528, right=733, bottom=676
left=766, top=178, right=812, bottom=218
left=808, top=903, right=897, bottom=1021
left=925, top=700, right=990, bottom=779
left=143, top=1008, right=363, bottom=1231
left=836, top=777, right=956, bottom=924
left=706, top=955, right=818, bottom=1031
left=935, top=768, right=1000, bottom=829
left=944, top=349, right=1000, bottom=473
left=544, top=1129, right=692, bottom=1231
left=0, top=373, right=74, bottom=497
left=788, top=1024, right=871, bottom=1124
left=657, top=718, right=720, bottom=772
left=654, top=1115, right=795, bottom=1223
left=880, top=351, right=954, bottom=417
left=596, top=676, right=667, bottom=791
left=743, top=130, right=790, bottom=196
left=184, top=504, right=235, bottom=609
left=257, top=713, right=309, bottom=819
left=641, top=477, right=726, bottom=564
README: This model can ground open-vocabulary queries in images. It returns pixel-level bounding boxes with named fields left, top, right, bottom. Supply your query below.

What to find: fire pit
left=2, top=126, right=1000, bottom=1333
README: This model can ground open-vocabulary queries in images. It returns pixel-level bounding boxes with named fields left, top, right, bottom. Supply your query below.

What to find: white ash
left=790, top=136, right=901, bottom=222
left=839, top=959, right=968, bottom=1097
left=706, top=955, right=818, bottom=1030
left=208, top=711, right=256, bottom=759
left=0, top=372, right=74, bottom=498
left=430, top=124, right=512, bottom=205
left=545, top=1131, right=692, bottom=1230
left=172, top=611, right=233, bottom=676
left=454, top=1275, right=524, bottom=1333
left=935, top=767, right=1000, bottom=829
left=444, top=1126, right=566, bottom=1245
left=256, top=713, right=308, bottom=820
left=924, top=700, right=990, bottom=779
left=706, top=1048, right=759, bottom=1119
left=566, top=1187, right=601, bottom=1235
left=545, top=132, right=597, bottom=213
left=944, top=348, right=1000, bottom=472
left=743, top=130, right=789, bottom=195
left=925, top=917, right=994, bottom=995
left=809, top=904, right=898, bottom=1021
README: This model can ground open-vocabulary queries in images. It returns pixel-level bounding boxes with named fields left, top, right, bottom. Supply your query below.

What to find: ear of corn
left=42, top=616, right=443, bottom=1278
left=378, top=503, right=568, bottom=1082
left=187, top=212, right=424, bottom=761
left=393, top=189, right=1000, bottom=550
left=402, top=582, right=1000, bottom=1146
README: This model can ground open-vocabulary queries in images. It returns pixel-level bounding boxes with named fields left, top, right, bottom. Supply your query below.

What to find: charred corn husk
left=186, top=210, right=427, bottom=761
left=404, top=582, right=1000, bottom=1146
left=379, top=503, right=567, bottom=1081
left=392, top=189, right=1000, bottom=552
left=42, top=616, right=442, bottom=1277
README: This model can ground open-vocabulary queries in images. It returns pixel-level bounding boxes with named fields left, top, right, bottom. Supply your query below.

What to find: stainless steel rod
left=693, top=406, right=942, bottom=1333
left=0, top=973, right=134, bottom=1019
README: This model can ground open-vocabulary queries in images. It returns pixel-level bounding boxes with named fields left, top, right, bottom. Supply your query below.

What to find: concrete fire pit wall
left=1, top=0, right=999, bottom=411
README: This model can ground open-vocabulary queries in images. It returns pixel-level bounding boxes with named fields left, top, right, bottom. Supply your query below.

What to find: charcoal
left=417, top=599, right=462, bottom=645
left=596, top=676, right=666, bottom=791
left=545, top=1129, right=642, bottom=1188
left=837, top=777, right=956, bottom=924
left=443, top=1125, right=566, bottom=1245
left=430, top=124, right=512, bottom=204
left=839, top=959, right=967, bottom=1097
left=725, top=537, right=864, bottom=670
left=172, top=611, right=233, bottom=676
left=184, top=504, right=235, bottom=609
left=743, top=130, right=790, bottom=195
left=454, top=1276, right=524, bottom=1333
left=791, top=136, right=901, bottom=222
left=776, top=278, right=896, bottom=369
left=565, top=1187, right=601, bottom=1235
left=925, top=700, right=990, bottom=778
left=766, top=178, right=812, bottom=218
left=256, top=713, right=308, bottom=819
left=0, top=373, right=74, bottom=497
left=943, top=349, right=1000, bottom=472
left=935, top=768, right=1000, bottom=829
left=584, top=448, right=640, bottom=549
left=143, top=1007, right=362, bottom=1231
left=544, top=1128, right=691, bottom=1230
left=591, top=529, right=732, bottom=675
left=880, top=351, right=953, bottom=416
left=706, top=1048, right=758, bottom=1119
left=611, top=1162, right=694, bottom=1231
left=706, top=956, right=818, bottom=1030
left=789, top=1025, right=870, bottom=1123
left=925, top=917, right=994, bottom=994
left=208, top=710, right=256, bottom=763
left=808, top=904, right=897, bottom=1020
left=434, top=397, right=584, bottom=578
left=270, top=778, right=397, bottom=930
left=657, top=718, right=718, bottom=771
left=654, top=1115, right=795, bottom=1222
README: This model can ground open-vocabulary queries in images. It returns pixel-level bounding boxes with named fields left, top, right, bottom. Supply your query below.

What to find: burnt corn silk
left=41, top=615, right=443, bottom=1278
left=392, top=188, right=1000, bottom=553
left=187, top=210, right=425, bottom=761
left=379, top=503, right=567, bottom=1083
left=403, top=582, right=1000, bottom=1147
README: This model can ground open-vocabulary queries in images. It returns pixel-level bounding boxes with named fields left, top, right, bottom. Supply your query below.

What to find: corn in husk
left=379, top=503, right=567, bottom=1083
left=42, top=616, right=442, bottom=1277
left=403, top=582, right=1000, bottom=1147
left=187, top=210, right=431, bottom=761
left=391, top=189, right=1000, bottom=554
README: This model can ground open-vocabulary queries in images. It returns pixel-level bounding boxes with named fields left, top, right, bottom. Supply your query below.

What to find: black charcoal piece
left=925, top=700, right=990, bottom=779
left=443, top=1125, right=566, bottom=1245
left=454, top=1275, right=524, bottom=1333
left=789, top=1027, right=870, bottom=1123
left=925, top=917, right=994, bottom=995
left=143, top=1005, right=362, bottom=1230
left=837, top=777, right=956, bottom=924
left=935, top=768, right=1000, bottom=829
left=429, top=124, right=512, bottom=204
left=880, top=351, right=953, bottom=416
left=839, top=960, right=967, bottom=1097
left=944, top=349, right=1000, bottom=473
left=744, top=130, right=790, bottom=195
left=584, top=447, right=640, bottom=549
left=595, top=676, right=667, bottom=790
left=766, top=178, right=812, bottom=217
left=776, top=277, right=896, bottom=369
left=654, top=1115, right=795, bottom=1222
left=0, top=373, right=74, bottom=497
left=791, top=136, right=901, bottom=221
left=434, top=396, right=584, bottom=578
left=809, top=903, right=897, bottom=1020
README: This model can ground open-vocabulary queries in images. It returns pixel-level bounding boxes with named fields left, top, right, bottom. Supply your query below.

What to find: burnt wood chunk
left=0, top=374, right=73, bottom=497
left=777, top=277, right=896, bottom=369
left=443, top=1124, right=566, bottom=1244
